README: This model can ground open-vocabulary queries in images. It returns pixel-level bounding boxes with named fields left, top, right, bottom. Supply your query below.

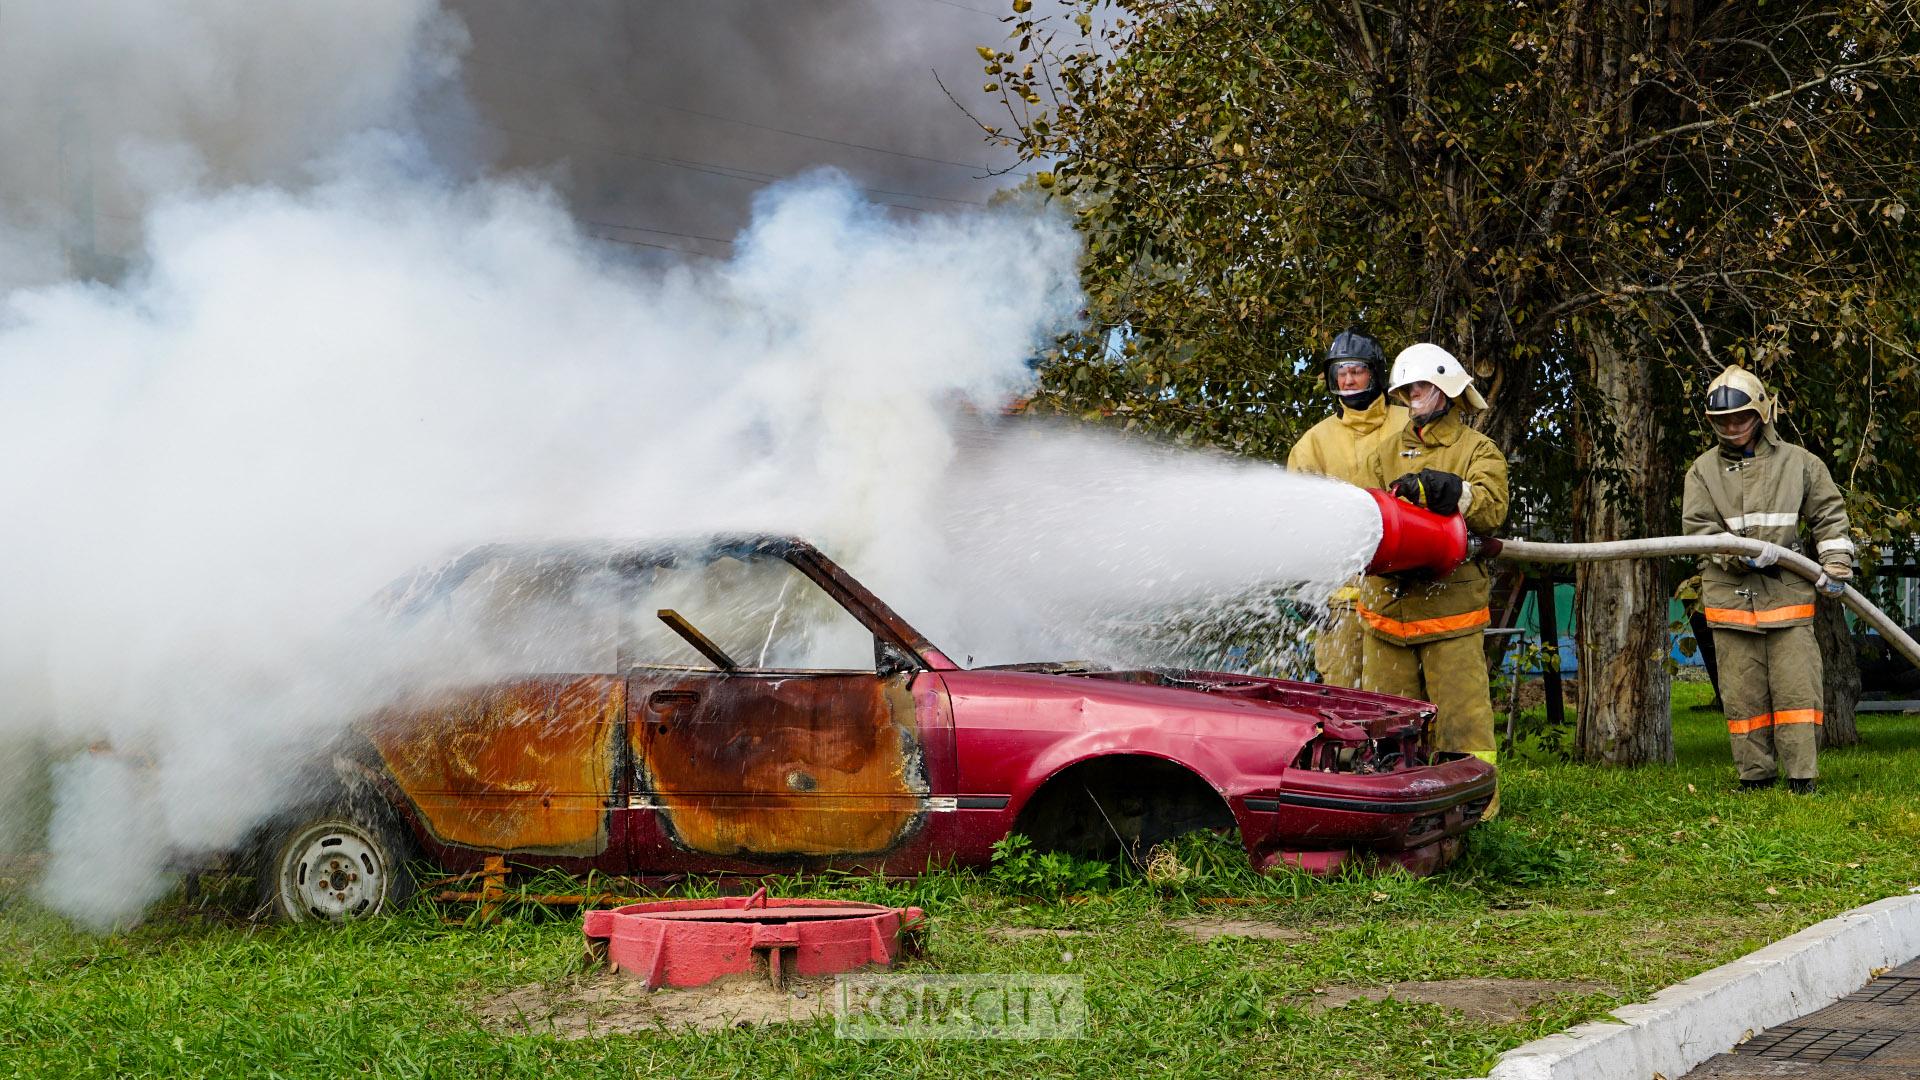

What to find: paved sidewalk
left=1685, top=958, right=1920, bottom=1078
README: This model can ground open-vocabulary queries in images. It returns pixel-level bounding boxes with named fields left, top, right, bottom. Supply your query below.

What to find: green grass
left=4, top=681, right=1918, bottom=1079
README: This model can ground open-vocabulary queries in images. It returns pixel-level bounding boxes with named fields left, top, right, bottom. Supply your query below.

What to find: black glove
left=1388, top=469, right=1465, bottom=516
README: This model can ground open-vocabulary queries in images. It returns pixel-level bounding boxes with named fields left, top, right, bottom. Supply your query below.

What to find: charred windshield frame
left=377, top=535, right=957, bottom=675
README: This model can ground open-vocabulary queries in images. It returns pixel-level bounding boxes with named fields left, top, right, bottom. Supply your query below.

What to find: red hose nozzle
left=1364, top=487, right=1471, bottom=577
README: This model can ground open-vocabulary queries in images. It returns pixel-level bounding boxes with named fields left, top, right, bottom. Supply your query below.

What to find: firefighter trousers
left=1367, top=626, right=1497, bottom=810
left=1362, top=631, right=1498, bottom=758
left=1362, top=631, right=1499, bottom=818
left=1711, top=623, right=1822, bottom=781
left=1312, top=604, right=1364, bottom=689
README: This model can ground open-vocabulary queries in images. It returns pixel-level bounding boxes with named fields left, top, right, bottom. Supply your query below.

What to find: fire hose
left=1362, top=488, right=1920, bottom=674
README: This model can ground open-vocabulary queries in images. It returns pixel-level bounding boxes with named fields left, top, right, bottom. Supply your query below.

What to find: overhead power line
left=584, top=220, right=735, bottom=246
left=434, top=110, right=984, bottom=211
left=590, top=232, right=724, bottom=259
left=919, top=0, right=1005, bottom=16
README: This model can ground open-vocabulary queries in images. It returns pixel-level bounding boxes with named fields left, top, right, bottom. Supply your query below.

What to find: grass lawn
left=3, top=680, right=1917, bottom=1079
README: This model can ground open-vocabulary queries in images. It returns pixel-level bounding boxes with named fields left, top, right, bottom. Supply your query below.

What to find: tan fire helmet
left=1704, top=365, right=1778, bottom=424
left=1388, top=343, right=1489, bottom=410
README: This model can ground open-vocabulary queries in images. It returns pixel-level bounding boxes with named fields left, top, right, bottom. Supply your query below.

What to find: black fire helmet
left=1325, top=328, right=1387, bottom=405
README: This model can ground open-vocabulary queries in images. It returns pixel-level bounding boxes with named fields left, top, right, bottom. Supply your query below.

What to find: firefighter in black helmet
left=1287, top=329, right=1408, bottom=687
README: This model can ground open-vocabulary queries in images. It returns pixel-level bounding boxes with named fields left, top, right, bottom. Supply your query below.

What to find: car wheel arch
left=1005, top=752, right=1237, bottom=862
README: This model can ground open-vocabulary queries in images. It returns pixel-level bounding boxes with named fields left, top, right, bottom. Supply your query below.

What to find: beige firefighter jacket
left=1288, top=395, right=1411, bottom=605
left=1356, top=409, right=1511, bottom=644
left=1681, top=424, right=1853, bottom=633
left=1288, top=395, right=1411, bottom=486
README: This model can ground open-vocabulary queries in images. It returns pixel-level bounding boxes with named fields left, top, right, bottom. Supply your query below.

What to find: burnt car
left=257, top=537, right=1494, bottom=920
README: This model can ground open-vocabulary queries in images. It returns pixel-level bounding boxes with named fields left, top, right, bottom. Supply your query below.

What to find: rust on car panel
left=634, top=671, right=927, bottom=858
left=366, top=676, right=622, bottom=856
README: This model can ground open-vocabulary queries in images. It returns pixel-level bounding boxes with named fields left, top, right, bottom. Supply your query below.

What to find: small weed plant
left=988, top=833, right=1112, bottom=897
left=1456, top=818, right=1594, bottom=887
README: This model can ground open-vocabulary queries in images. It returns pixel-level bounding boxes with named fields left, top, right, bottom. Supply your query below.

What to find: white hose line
left=1487, top=534, right=1920, bottom=674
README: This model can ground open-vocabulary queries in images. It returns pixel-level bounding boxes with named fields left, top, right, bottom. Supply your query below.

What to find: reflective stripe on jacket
left=1355, top=409, right=1511, bottom=644
left=1289, top=396, right=1410, bottom=605
left=1680, top=425, right=1853, bottom=633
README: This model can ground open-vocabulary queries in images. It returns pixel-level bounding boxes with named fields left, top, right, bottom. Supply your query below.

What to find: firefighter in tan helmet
left=1681, top=365, right=1854, bottom=794
left=1288, top=329, right=1409, bottom=687
left=1356, top=343, right=1509, bottom=812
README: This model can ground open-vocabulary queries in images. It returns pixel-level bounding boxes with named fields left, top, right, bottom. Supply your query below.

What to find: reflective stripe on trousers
left=1357, top=605, right=1491, bottom=639
left=1727, top=709, right=1824, bottom=735
left=1704, top=604, right=1815, bottom=629
left=1712, top=623, right=1822, bottom=781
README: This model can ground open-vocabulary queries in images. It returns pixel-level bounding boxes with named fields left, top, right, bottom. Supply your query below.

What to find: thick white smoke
left=0, top=164, right=1091, bottom=924
left=0, top=3, right=1380, bottom=927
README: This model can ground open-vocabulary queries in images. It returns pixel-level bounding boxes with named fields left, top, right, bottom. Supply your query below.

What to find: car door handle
left=647, top=690, right=699, bottom=711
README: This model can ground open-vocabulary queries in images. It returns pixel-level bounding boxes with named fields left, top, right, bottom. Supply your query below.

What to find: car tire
left=257, top=807, right=416, bottom=922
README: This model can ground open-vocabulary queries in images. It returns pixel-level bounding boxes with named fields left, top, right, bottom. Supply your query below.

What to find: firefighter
left=1287, top=329, right=1409, bottom=687
left=1357, top=343, right=1509, bottom=811
left=1681, top=365, right=1853, bottom=794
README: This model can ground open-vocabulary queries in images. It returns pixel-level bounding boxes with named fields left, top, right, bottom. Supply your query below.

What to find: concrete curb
left=1468, top=893, right=1920, bottom=1080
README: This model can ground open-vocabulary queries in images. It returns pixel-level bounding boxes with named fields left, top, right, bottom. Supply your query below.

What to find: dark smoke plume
left=443, top=0, right=1033, bottom=259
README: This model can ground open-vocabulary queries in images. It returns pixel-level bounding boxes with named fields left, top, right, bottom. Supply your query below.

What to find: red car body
left=306, top=536, right=1491, bottom=903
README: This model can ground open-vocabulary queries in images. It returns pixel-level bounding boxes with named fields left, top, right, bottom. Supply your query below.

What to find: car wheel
left=258, top=810, right=415, bottom=922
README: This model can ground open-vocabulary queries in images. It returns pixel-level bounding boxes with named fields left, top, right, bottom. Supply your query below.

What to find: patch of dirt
left=1508, top=677, right=1580, bottom=713
left=1308, top=978, right=1606, bottom=1024
left=476, top=971, right=833, bottom=1037
left=1173, top=916, right=1311, bottom=942
left=985, top=926, right=1091, bottom=940
left=1624, top=917, right=1765, bottom=963
left=0, top=853, right=44, bottom=898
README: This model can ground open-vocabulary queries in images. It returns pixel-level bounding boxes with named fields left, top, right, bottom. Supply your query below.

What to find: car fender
left=1002, top=736, right=1244, bottom=824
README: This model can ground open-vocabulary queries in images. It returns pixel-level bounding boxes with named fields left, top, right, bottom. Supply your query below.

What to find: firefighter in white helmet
left=1681, top=365, right=1854, bottom=794
left=1288, top=329, right=1409, bottom=687
left=1356, top=343, right=1509, bottom=813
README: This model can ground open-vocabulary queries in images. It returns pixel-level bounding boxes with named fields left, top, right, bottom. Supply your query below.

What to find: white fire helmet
left=1388, top=343, right=1488, bottom=410
left=1704, top=365, right=1778, bottom=424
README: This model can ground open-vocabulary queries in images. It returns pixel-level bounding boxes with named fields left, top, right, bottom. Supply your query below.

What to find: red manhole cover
left=582, top=888, right=926, bottom=990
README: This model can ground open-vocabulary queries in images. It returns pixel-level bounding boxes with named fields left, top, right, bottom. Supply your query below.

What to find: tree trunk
left=1814, top=598, right=1862, bottom=747
left=1572, top=334, right=1675, bottom=765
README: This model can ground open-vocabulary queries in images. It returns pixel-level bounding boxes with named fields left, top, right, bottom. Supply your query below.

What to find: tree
left=979, top=0, right=1920, bottom=763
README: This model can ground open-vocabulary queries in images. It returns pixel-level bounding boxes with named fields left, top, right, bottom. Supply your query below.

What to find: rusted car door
left=365, top=675, right=626, bottom=870
left=623, top=667, right=937, bottom=870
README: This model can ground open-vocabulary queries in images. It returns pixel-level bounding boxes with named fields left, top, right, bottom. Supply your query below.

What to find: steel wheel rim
left=277, top=820, right=388, bottom=921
